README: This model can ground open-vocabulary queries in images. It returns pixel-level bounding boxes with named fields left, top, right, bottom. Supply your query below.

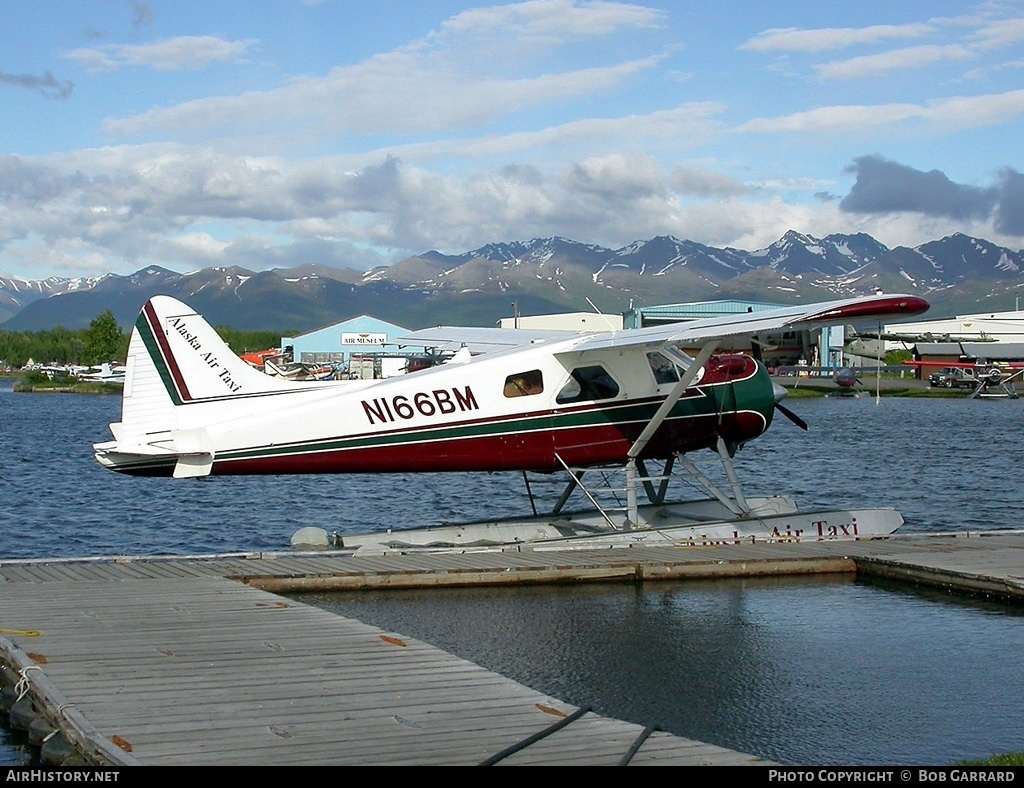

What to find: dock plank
left=0, top=574, right=773, bottom=766
left=3, top=531, right=1023, bottom=766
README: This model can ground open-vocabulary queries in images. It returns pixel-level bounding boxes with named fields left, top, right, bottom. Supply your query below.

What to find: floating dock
left=1, top=530, right=1022, bottom=766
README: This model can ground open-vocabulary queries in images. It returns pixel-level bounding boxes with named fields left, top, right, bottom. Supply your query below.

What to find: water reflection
left=294, top=575, right=1024, bottom=766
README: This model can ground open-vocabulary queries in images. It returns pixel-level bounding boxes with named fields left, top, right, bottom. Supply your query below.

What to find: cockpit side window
left=647, top=351, right=680, bottom=384
left=556, top=365, right=620, bottom=404
left=503, top=369, right=544, bottom=397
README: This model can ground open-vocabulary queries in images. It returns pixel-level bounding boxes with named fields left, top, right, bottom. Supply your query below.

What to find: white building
left=497, top=311, right=623, bottom=331
left=883, top=309, right=1024, bottom=344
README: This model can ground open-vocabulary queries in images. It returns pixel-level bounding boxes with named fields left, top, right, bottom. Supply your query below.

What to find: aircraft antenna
left=585, top=297, right=618, bottom=333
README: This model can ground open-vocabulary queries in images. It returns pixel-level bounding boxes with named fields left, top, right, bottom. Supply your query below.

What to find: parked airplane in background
left=833, top=367, right=863, bottom=390
left=904, top=360, right=1024, bottom=399
left=93, top=293, right=930, bottom=549
left=774, top=364, right=872, bottom=395
left=848, top=328, right=995, bottom=345
left=78, top=362, right=127, bottom=385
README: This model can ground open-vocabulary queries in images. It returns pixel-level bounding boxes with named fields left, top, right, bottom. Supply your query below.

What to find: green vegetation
left=776, top=385, right=826, bottom=398
left=2, top=311, right=288, bottom=393
left=959, top=753, right=1024, bottom=766
left=0, top=318, right=127, bottom=369
left=82, top=309, right=127, bottom=365
left=0, top=313, right=285, bottom=369
left=0, top=326, right=89, bottom=368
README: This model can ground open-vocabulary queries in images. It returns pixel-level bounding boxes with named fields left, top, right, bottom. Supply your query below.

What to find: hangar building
left=281, top=315, right=426, bottom=379
left=280, top=299, right=848, bottom=378
left=622, top=300, right=846, bottom=370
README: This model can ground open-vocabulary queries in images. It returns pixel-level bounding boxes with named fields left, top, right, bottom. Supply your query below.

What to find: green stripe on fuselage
left=216, top=372, right=776, bottom=464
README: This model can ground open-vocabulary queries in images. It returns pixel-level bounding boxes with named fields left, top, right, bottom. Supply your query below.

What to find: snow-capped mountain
left=2, top=231, right=1022, bottom=331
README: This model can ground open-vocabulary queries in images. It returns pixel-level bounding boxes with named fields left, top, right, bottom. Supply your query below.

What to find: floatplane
left=903, top=359, right=1024, bottom=399
left=776, top=364, right=867, bottom=397
left=94, top=292, right=929, bottom=551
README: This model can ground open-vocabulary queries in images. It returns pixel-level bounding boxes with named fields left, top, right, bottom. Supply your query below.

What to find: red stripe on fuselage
left=210, top=410, right=768, bottom=475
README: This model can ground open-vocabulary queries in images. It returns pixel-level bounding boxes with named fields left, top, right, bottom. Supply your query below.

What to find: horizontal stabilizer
left=173, top=453, right=214, bottom=478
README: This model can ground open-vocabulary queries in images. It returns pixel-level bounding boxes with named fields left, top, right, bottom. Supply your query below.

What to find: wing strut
left=639, top=457, right=672, bottom=505
left=551, top=470, right=583, bottom=515
left=522, top=471, right=539, bottom=516
left=627, top=340, right=718, bottom=460
left=621, top=340, right=718, bottom=526
left=716, top=436, right=749, bottom=513
left=677, top=454, right=748, bottom=517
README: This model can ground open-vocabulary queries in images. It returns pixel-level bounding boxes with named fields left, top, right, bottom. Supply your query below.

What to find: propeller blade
left=775, top=402, right=808, bottom=431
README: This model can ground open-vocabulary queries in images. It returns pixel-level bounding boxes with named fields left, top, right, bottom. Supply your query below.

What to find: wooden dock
left=1, top=530, right=1022, bottom=766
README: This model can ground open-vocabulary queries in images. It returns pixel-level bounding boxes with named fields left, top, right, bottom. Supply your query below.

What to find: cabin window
left=556, top=365, right=620, bottom=404
left=503, top=369, right=544, bottom=398
left=647, top=352, right=680, bottom=384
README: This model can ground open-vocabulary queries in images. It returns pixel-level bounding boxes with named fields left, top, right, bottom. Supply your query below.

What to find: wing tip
left=791, top=295, right=930, bottom=326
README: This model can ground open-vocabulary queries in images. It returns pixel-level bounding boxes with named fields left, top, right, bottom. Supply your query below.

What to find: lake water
left=2, top=382, right=1024, bottom=765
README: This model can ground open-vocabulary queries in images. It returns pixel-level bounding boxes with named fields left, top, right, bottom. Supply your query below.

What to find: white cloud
left=166, top=232, right=230, bottom=259
left=815, top=44, right=975, bottom=80
left=64, top=36, right=256, bottom=72
left=369, top=102, right=726, bottom=167
left=439, top=0, right=665, bottom=40
left=2, top=139, right=1018, bottom=278
left=670, top=167, right=748, bottom=198
left=734, top=89, right=1024, bottom=134
left=971, top=17, right=1024, bottom=49
left=93, top=2, right=671, bottom=145
left=103, top=54, right=663, bottom=139
left=740, top=24, right=935, bottom=54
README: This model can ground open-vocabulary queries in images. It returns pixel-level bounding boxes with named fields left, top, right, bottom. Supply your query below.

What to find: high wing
left=400, top=294, right=930, bottom=357
left=565, top=294, right=928, bottom=352
left=398, top=294, right=928, bottom=465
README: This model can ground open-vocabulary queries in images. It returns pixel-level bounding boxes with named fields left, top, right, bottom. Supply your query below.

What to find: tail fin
left=123, top=295, right=297, bottom=410
left=96, top=296, right=305, bottom=477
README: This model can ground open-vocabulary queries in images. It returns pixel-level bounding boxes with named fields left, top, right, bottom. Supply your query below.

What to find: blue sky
left=2, top=0, right=1023, bottom=280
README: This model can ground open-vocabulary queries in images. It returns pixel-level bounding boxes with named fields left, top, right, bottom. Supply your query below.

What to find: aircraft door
left=550, top=363, right=628, bottom=466
left=498, top=369, right=555, bottom=469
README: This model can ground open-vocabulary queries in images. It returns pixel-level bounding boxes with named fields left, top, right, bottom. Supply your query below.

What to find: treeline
left=0, top=310, right=284, bottom=368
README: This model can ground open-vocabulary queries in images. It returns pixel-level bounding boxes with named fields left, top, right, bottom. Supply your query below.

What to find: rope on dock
left=478, top=705, right=592, bottom=765
left=14, top=664, right=43, bottom=702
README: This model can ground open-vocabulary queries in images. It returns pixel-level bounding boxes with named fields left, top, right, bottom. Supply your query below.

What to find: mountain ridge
left=2, top=230, right=1022, bottom=332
